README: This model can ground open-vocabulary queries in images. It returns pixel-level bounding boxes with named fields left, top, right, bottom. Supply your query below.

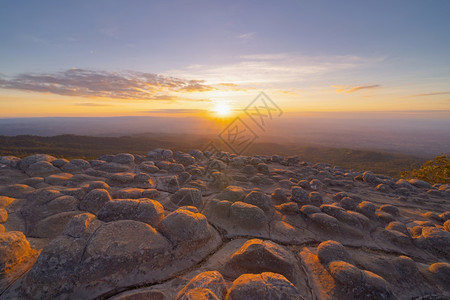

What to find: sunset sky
left=0, top=0, right=449, bottom=117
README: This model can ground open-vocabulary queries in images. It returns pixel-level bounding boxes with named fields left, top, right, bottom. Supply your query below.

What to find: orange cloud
left=331, top=84, right=380, bottom=93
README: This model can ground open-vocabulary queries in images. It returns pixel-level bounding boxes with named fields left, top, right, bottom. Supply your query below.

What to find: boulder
left=226, top=272, right=301, bottom=300
left=317, top=240, right=353, bottom=267
left=229, top=202, right=267, bottom=229
left=170, top=188, right=203, bottom=208
left=243, top=190, right=272, bottom=211
left=97, top=199, right=164, bottom=227
left=79, top=189, right=112, bottom=214
left=176, top=271, right=227, bottom=300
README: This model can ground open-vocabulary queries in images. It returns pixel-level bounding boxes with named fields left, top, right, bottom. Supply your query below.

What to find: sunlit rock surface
left=0, top=150, right=449, bottom=299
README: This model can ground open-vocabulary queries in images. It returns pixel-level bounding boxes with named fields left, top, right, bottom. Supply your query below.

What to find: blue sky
left=0, top=0, right=449, bottom=116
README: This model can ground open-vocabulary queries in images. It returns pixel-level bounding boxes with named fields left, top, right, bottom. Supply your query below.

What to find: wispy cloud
left=73, top=102, right=112, bottom=107
left=331, top=84, right=381, bottom=93
left=237, top=32, right=256, bottom=39
left=0, top=69, right=215, bottom=101
left=168, top=53, right=382, bottom=86
left=143, top=108, right=206, bottom=114
left=410, top=91, right=450, bottom=97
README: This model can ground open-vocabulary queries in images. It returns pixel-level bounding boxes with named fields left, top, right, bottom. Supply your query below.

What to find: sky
left=0, top=0, right=449, bottom=118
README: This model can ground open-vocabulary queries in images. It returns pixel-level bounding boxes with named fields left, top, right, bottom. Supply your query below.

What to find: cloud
left=143, top=109, right=206, bottom=114
left=73, top=102, right=112, bottom=107
left=410, top=92, right=450, bottom=97
left=167, top=53, right=382, bottom=86
left=0, top=69, right=215, bottom=101
left=237, top=32, right=256, bottom=39
left=331, top=84, right=381, bottom=93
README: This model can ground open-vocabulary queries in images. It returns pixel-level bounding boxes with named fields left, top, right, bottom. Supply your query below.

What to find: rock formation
left=0, top=150, right=449, bottom=299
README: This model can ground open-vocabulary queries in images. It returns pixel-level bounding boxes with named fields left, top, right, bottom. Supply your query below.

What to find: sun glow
left=213, top=102, right=232, bottom=117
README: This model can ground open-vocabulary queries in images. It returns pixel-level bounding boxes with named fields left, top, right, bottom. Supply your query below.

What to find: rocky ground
left=0, top=149, right=449, bottom=299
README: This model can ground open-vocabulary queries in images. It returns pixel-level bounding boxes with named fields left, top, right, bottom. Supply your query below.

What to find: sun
left=213, top=103, right=232, bottom=117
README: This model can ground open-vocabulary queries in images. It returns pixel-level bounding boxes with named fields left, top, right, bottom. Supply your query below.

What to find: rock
left=276, top=202, right=299, bottom=214
left=340, top=197, right=359, bottom=210
left=189, top=149, right=205, bottom=160
left=0, top=231, right=33, bottom=274
left=156, top=176, right=180, bottom=193
left=97, top=199, right=164, bottom=227
left=361, top=270, right=393, bottom=299
left=217, top=186, right=245, bottom=202
left=300, top=205, right=321, bottom=216
left=362, top=171, right=381, bottom=185
left=176, top=271, right=227, bottom=300
left=79, top=189, right=112, bottom=214
left=357, top=201, right=377, bottom=219
left=138, top=161, right=160, bottom=174
left=230, top=202, right=267, bottom=229
left=290, top=186, right=309, bottom=205
left=112, top=289, right=169, bottom=300
left=171, top=188, right=203, bottom=208
left=439, top=211, right=450, bottom=221
left=158, top=208, right=212, bottom=248
left=63, top=212, right=102, bottom=239
left=18, top=154, right=56, bottom=171
left=308, top=192, right=323, bottom=206
left=32, top=211, right=85, bottom=238
left=328, top=260, right=362, bottom=287
left=0, top=208, right=7, bottom=223
left=61, top=159, right=90, bottom=173
left=112, top=153, right=135, bottom=164
left=44, top=173, right=73, bottom=185
left=310, top=213, right=339, bottom=232
left=147, top=148, right=173, bottom=161
left=243, top=190, right=272, bottom=211
left=386, top=221, right=409, bottom=236
left=209, top=172, right=230, bottom=189
left=226, top=272, right=301, bottom=300
left=379, top=204, right=400, bottom=216
left=0, top=196, right=15, bottom=208
left=415, top=227, right=450, bottom=258
left=174, top=152, right=195, bottom=166
left=224, top=239, right=297, bottom=282
left=271, top=188, right=288, bottom=202
left=51, top=158, right=69, bottom=168
left=428, top=262, right=450, bottom=284
left=444, top=220, right=450, bottom=232
left=96, top=162, right=130, bottom=173
left=26, top=161, right=60, bottom=177
left=408, top=179, right=432, bottom=189
left=317, top=240, right=353, bottom=267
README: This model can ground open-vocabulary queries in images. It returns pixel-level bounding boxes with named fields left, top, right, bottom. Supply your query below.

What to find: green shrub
left=401, top=155, right=449, bottom=184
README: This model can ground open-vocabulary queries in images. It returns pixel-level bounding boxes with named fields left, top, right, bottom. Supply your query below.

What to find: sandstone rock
left=290, top=186, right=309, bottom=205
left=229, top=202, right=267, bottom=229
left=138, top=161, right=160, bottom=174
left=276, top=202, right=299, bottom=214
left=97, top=199, right=164, bottom=227
left=171, top=188, right=203, bottom=208
left=308, top=191, right=323, bottom=206
left=32, top=211, right=85, bottom=238
left=310, top=213, right=339, bottom=232
left=112, top=153, right=135, bottom=164
left=62, top=212, right=102, bottom=239
left=51, top=158, right=69, bottom=168
left=158, top=208, right=212, bottom=248
left=156, top=176, right=180, bottom=193
left=0, top=196, right=14, bottom=208
left=44, top=173, right=73, bottom=185
left=300, top=205, right=321, bottom=216
left=362, top=171, right=381, bottom=185
left=357, top=201, right=377, bottom=219
left=428, top=262, right=450, bottom=284
left=0, top=208, right=7, bottom=223
left=328, top=260, right=362, bottom=287
left=79, top=188, right=112, bottom=214
left=223, top=239, right=297, bottom=283
left=176, top=271, right=227, bottom=300
left=317, top=240, right=353, bottom=267
left=0, top=231, right=32, bottom=274
left=243, top=190, right=272, bottom=211
left=18, top=154, right=56, bottom=171
left=379, top=204, right=400, bottom=216
left=147, top=148, right=173, bottom=161
left=226, top=272, right=301, bottom=300
left=26, top=161, right=60, bottom=177
left=217, top=186, right=245, bottom=202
